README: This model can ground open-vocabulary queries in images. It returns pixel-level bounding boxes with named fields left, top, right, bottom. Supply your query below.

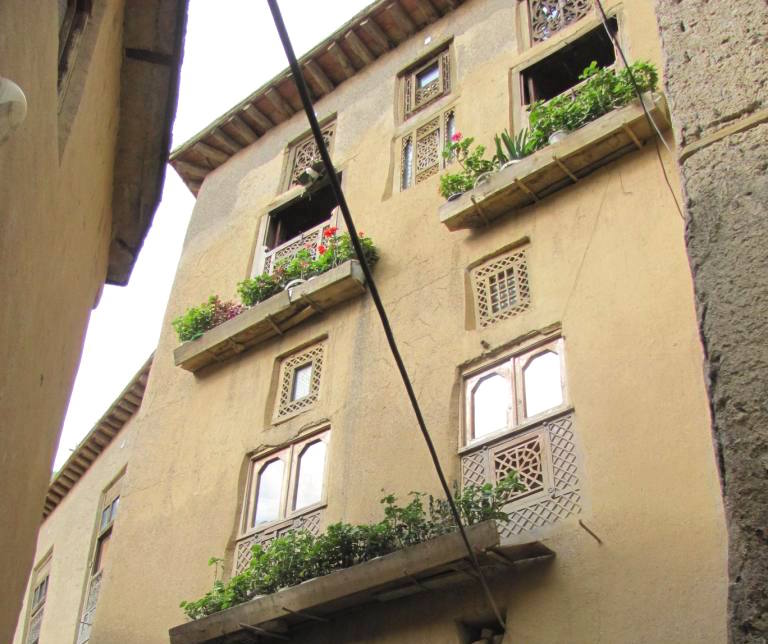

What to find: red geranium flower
left=323, top=226, right=338, bottom=238
left=451, top=132, right=462, bottom=142
left=358, top=231, right=364, bottom=237
left=317, top=244, right=327, bottom=255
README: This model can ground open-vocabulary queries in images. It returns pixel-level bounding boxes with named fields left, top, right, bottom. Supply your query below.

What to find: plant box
left=168, top=520, right=553, bottom=644
left=174, top=261, right=367, bottom=373
left=439, top=92, right=671, bottom=231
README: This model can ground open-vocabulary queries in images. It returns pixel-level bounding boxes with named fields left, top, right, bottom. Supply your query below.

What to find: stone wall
left=655, top=2, right=768, bottom=641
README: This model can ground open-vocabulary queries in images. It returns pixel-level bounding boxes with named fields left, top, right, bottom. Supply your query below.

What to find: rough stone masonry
left=655, top=1, right=768, bottom=642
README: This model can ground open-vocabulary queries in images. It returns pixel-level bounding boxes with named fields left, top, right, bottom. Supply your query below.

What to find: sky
left=54, top=0, right=373, bottom=471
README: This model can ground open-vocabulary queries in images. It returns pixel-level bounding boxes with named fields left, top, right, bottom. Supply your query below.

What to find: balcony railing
left=262, top=218, right=334, bottom=275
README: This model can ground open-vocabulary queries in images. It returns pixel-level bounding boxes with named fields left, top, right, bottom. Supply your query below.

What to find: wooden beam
left=210, top=130, right=241, bottom=154
left=264, top=87, right=294, bottom=120
left=327, top=42, right=356, bottom=79
left=194, top=141, right=229, bottom=166
left=188, top=180, right=202, bottom=193
left=386, top=2, right=417, bottom=39
left=244, top=104, right=274, bottom=133
left=228, top=115, right=259, bottom=145
left=343, top=30, right=374, bottom=66
left=413, top=0, right=439, bottom=23
left=303, top=60, right=334, bottom=95
left=359, top=18, right=391, bottom=53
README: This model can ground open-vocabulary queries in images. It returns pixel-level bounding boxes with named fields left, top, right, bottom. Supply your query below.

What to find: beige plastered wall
left=0, top=1, right=124, bottom=640
left=92, top=1, right=727, bottom=642
left=11, top=416, right=135, bottom=644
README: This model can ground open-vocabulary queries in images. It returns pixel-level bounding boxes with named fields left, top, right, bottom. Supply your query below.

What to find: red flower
left=358, top=231, right=365, bottom=237
left=451, top=132, right=462, bottom=143
left=317, top=244, right=327, bottom=255
left=323, top=226, right=338, bottom=238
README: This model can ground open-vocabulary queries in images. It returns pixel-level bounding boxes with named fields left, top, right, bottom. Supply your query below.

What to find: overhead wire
left=594, top=0, right=685, bottom=220
left=266, top=0, right=507, bottom=632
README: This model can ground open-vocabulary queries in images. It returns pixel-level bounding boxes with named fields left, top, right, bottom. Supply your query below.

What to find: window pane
left=254, top=459, right=284, bottom=525
left=524, top=351, right=563, bottom=417
left=472, top=373, right=511, bottom=439
left=417, top=62, right=440, bottom=87
left=401, top=138, right=413, bottom=189
left=291, top=363, right=313, bottom=401
left=294, top=441, right=326, bottom=510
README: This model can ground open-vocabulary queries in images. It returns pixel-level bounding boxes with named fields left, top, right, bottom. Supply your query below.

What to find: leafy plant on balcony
left=172, top=232, right=379, bottom=342
left=528, top=60, right=659, bottom=148
left=438, top=133, right=496, bottom=199
left=493, top=128, right=536, bottom=166
left=179, top=472, right=524, bottom=620
left=172, top=296, right=244, bottom=342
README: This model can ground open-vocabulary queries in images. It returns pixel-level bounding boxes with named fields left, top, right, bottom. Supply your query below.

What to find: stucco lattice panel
left=288, top=123, right=336, bottom=189
left=27, top=609, right=43, bottom=644
left=492, top=434, right=546, bottom=502
left=471, top=249, right=531, bottom=327
left=276, top=344, right=325, bottom=419
left=234, top=509, right=323, bottom=575
left=415, top=117, right=441, bottom=184
left=462, top=412, right=581, bottom=537
left=263, top=223, right=331, bottom=275
left=441, top=51, right=451, bottom=94
left=415, top=78, right=441, bottom=108
left=529, top=0, right=591, bottom=42
left=76, top=571, right=102, bottom=644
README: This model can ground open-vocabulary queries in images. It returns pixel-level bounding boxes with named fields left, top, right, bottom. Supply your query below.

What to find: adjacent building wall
left=90, top=1, right=727, bottom=642
left=655, top=2, right=768, bottom=641
left=11, top=415, right=136, bottom=644
left=0, top=1, right=124, bottom=639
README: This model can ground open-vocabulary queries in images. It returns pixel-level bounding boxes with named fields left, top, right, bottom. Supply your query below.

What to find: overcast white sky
left=54, top=0, right=372, bottom=470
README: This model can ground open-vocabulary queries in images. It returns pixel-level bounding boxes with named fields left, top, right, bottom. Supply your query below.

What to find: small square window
left=275, top=343, right=326, bottom=421
left=470, top=248, right=531, bottom=328
left=402, top=46, right=452, bottom=120
left=282, top=121, right=336, bottom=191
left=528, top=0, right=593, bottom=44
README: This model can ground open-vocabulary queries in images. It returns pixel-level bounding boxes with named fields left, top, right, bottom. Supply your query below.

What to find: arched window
left=471, top=373, right=512, bottom=439
left=293, top=441, right=327, bottom=511
left=523, top=350, right=563, bottom=418
left=253, top=459, right=284, bottom=526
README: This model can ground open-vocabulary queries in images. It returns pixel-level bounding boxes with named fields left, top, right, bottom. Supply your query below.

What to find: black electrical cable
left=594, top=0, right=685, bottom=220
left=266, top=0, right=506, bottom=631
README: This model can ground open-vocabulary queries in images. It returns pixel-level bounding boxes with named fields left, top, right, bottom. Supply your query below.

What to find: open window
left=521, top=18, right=618, bottom=104
left=261, top=174, right=341, bottom=275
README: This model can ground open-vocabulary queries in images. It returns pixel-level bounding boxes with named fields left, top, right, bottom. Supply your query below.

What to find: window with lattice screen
left=24, top=553, right=52, bottom=644
left=528, top=0, right=592, bottom=44
left=274, top=343, right=325, bottom=421
left=402, top=46, right=452, bottom=120
left=470, top=248, right=531, bottom=327
left=282, top=121, right=336, bottom=191
left=400, top=107, right=456, bottom=190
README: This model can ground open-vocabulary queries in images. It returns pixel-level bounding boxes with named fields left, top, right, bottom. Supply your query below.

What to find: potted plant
left=493, top=128, right=534, bottom=169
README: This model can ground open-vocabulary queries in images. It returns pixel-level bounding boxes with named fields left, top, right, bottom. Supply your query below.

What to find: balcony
left=439, top=92, right=670, bottom=231
left=174, top=261, right=366, bottom=373
left=168, top=520, right=553, bottom=644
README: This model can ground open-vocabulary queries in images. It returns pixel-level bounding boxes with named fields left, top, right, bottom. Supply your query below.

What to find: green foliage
left=528, top=60, right=659, bottom=149
left=439, top=135, right=496, bottom=199
left=171, top=296, right=244, bottom=342
left=180, top=473, right=524, bottom=620
left=493, top=128, right=535, bottom=167
left=173, top=232, right=379, bottom=342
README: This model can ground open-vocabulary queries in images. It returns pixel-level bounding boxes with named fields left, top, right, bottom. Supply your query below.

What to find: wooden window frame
left=461, top=337, right=567, bottom=448
left=240, top=429, right=331, bottom=539
left=401, top=44, right=453, bottom=121
left=24, top=551, right=52, bottom=644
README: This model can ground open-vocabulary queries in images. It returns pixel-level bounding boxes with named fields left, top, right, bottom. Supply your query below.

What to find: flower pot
left=473, top=171, right=493, bottom=189
left=447, top=191, right=464, bottom=201
left=548, top=129, right=569, bottom=145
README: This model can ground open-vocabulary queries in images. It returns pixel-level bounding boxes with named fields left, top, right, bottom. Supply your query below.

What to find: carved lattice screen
left=471, top=248, right=531, bottom=328
left=275, top=343, right=326, bottom=420
left=285, top=122, right=336, bottom=190
left=529, top=0, right=592, bottom=43
left=461, top=411, right=581, bottom=537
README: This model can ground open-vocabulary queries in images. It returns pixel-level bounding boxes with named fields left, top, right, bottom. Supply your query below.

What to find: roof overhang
left=169, top=0, right=466, bottom=197
left=43, top=355, right=153, bottom=520
left=107, top=0, right=189, bottom=285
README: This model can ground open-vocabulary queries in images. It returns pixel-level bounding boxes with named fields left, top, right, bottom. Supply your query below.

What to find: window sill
left=170, top=520, right=553, bottom=644
left=174, top=261, right=367, bottom=373
left=438, top=92, right=671, bottom=231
